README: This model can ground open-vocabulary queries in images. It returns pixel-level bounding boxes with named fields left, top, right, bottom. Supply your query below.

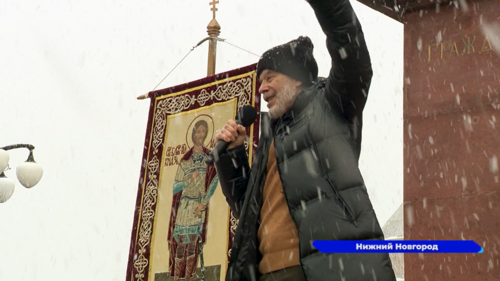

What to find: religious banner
left=126, top=64, right=261, bottom=281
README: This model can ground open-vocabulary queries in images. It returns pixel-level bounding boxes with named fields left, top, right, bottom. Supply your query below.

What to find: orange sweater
left=257, top=141, right=300, bottom=274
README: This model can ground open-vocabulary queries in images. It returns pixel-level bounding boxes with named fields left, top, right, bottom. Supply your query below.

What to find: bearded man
left=213, top=0, right=397, bottom=280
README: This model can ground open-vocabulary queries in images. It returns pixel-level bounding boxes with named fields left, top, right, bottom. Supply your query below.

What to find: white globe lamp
left=17, top=163, right=44, bottom=188
left=0, top=144, right=43, bottom=203
left=0, top=172, right=15, bottom=203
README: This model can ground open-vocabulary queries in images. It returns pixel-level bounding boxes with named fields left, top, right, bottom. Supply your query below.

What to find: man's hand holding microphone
left=216, top=120, right=247, bottom=150
left=205, top=105, right=257, bottom=165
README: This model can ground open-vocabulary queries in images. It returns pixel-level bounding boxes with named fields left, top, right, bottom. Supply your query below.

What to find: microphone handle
left=205, top=120, right=244, bottom=165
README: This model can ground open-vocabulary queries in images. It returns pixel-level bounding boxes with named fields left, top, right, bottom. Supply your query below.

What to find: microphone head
left=236, top=105, right=258, bottom=127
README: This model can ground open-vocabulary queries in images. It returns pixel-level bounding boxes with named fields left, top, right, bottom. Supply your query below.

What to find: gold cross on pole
left=210, top=0, right=219, bottom=19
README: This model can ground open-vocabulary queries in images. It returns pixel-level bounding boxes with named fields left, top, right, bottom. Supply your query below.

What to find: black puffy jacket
left=215, top=0, right=396, bottom=280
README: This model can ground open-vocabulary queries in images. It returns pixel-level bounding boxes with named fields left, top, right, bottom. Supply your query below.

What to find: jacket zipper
left=325, top=175, right=359, bottom=227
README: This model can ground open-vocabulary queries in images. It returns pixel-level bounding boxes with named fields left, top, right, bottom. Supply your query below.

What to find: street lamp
left=0, top=144, right=43, bottom=203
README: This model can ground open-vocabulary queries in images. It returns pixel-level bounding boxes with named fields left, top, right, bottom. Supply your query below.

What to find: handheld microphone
left=205, top=105, right=257, bottom=165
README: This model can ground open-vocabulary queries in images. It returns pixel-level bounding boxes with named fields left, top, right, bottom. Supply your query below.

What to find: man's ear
left=293, top=79, right=303, bottom=88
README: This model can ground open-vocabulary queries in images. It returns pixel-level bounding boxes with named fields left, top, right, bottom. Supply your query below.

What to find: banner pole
left=137, top=1, right=221, bottom=100
left=207, top=1, right=221, bottom=76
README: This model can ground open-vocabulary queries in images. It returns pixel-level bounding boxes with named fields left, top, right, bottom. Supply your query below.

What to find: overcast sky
left=0, top=1, right=403, bottom=280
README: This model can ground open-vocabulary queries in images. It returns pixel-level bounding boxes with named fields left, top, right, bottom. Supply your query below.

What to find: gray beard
left=268, top=82, right=298, bottom=119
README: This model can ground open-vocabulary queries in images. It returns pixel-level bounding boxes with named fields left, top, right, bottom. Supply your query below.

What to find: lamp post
left=0, top=144, right=43, bottom=203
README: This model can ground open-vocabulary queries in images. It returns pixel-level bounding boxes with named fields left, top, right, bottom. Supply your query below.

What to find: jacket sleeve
left=214, top=145, right=250, bottom=219
left=307, top=0, right=373, bottom=124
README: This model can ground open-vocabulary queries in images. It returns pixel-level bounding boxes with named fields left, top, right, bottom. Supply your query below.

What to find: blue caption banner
left=312, top=240, right=483, bottom=253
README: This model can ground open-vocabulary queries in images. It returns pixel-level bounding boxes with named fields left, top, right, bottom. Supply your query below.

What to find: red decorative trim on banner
left=126, top=64, right=261, bottom=281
